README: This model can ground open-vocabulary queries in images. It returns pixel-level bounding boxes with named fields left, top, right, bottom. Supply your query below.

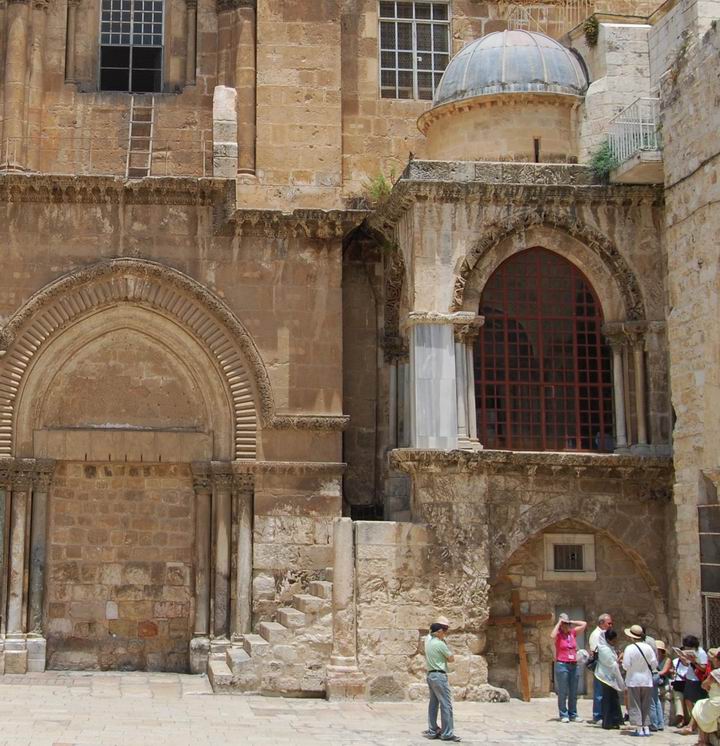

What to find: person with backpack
left=622, top=624, right=659, bottom=737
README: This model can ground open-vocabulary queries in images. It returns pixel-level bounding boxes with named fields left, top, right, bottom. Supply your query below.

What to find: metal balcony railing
left=0, top=135, right=212, bottom=178
left=505, top=0, right=595, bottom=39
left=608, top=97, right=661, bottom=165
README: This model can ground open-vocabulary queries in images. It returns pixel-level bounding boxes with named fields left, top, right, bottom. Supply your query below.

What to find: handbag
left=586, top=650, right=598, bottom=672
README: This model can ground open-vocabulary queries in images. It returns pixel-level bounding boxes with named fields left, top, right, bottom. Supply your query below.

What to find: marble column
left=453, top=316, right=484, bottom=450
left=27, top=463, right=54, bottom=636
left=185, top=0, right=197, bottom=86
left=211, top=464, right=232, bottom=638
left=631, top=331, right=649, bottom=450
left=454, top=336, right=470, bottom=449
left=64, top=0, right=80, bottom=82
left=235, top=0, right=256, bottom=175
left=0, top=463, right=11, bottom=638
left=2, top=0, right=30, bottom=170
left=26, top=0, right=48, bottom=189
left=326, top=518, right=366, bottom=700
left=233, top=474, right=253, bottom=637
left=6, top=467, right=32, bottom=638
left=607, top=334, right=629, bottom=451
left=191, top=465, right=212, bottom=637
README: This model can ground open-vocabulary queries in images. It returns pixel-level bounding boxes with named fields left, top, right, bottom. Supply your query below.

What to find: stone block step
left=226, top=646, right=253, bottom=673
left=243, top=633, right=271, bottom=657
left=309, top=580, right=333, bottom=599
left=259, top=621, right=292, bottom=644
left=278, top=607, right=306, bottom=629
left=293, top=593, right=330, bottom=615
left=208, top=659, right=233, bottom=691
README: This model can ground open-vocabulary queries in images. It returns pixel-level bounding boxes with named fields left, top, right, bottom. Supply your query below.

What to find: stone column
left=0, top=462, right=11, bottom=638
left=184, top=0, right=197, bottom=86
left=27, top=462, right=54, bottom=636
left=2, top=0, right=31, bottom=170
left=454, top=336, right=470, bottom=449
left=190, top=464, right=212, bottom=673
left=326, top=517, right=366, bottom=700
left=453, top=316, right=484, bottom=450
left=235, top=0, right=256, bottom=175
left=211, top=463, right=232, bottom=638
left=466, top=339, right=480, bottom=444
left=64, top=0, right=80, bottom=82
left=630, top=330, right=649, bottom=450
left=607, top=333, right=629, bottom=451
left=233, top=473, right=253, bottom=637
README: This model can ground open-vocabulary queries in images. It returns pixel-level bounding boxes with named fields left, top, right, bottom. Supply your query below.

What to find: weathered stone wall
left=661, top=22, right=720, bottom=636
left=354, top=521, right=493, bottom=702
left=46, top=462, right=194, bottom=671
left=488, top=519, right=667, bottom=697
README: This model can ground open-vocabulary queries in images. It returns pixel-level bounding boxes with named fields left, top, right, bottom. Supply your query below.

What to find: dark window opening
left=534, top=137, right=541, bottom=163
left=475, top=248, right=614, bottom=452
left=554, top=544, right=584, bottom=571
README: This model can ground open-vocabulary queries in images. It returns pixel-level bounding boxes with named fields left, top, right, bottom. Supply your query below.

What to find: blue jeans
left=593, top=675, right=604, bottom=721
left=555, top=661, right=579, bottom=720
left=427, top=672, right=455, bottom=739
left=649, top=684, right=664, bottom=729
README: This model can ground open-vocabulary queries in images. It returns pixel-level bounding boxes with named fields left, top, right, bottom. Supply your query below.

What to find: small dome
left=433, top=30, right=588, bottom=107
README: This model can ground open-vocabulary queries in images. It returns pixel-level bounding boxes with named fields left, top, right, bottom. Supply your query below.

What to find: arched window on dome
left=474, top=248, right=614, bottom=452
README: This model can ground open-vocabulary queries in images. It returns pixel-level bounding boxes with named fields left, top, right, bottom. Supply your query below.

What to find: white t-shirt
left=675, top=648, right=709, bottom=682
left=622, top=641, right=658, bottom=687
left=589, top=626, right=605, bottom=653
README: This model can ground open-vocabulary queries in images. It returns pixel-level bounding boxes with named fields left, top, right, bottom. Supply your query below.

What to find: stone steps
left=209, top=577, right=334, bottom=696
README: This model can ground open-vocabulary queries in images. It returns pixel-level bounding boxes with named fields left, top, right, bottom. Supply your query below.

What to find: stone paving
left=0, top=672, right=691, bottom=746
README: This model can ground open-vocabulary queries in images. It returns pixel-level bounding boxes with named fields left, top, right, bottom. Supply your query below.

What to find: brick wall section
left=46, top=462, right=194, bottom=671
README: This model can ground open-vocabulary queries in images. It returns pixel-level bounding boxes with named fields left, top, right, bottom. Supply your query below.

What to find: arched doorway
left=475, top=248, right=614, bottom=452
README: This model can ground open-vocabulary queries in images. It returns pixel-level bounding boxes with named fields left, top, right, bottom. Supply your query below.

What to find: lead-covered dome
left=433, top=30, right=588, bottom=107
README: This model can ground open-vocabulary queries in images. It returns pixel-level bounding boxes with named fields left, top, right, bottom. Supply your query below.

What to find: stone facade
left=0, top=0, right=717, bottom=704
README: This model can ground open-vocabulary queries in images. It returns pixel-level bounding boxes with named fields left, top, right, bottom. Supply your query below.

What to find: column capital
left=191, top=461, right=212, bottom=494
left=453, top=315, right=484, bottom=343
left=383, top=334, right=409, bottom=364
left=405, top=310, right=480, bottom=329
left=185, top=0, right=197, bottom=6
left=0, top=460, right=12, bottom=487
left=33, top=460, right=55, bottom=491
left=216, top=0, right=254, bottom=11
left=210, top=462, right=234, bottom=491
left=232, top=473, right=254, bottom=494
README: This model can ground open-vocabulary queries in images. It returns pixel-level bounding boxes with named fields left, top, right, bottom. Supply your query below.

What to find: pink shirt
left=555, top=628, right=578, bottom=662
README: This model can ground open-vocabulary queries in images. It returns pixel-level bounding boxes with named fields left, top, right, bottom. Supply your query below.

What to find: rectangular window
left=543, top=533, right=596, bottom=581
left=553, top=544, right=584, bottom=571
left=379, top=1, right=450, bottom=100
left=100, top=0, right=163, bottom=92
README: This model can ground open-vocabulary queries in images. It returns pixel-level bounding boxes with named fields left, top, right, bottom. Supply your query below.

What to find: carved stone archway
left=451, top=210, right=647, bottom=321
left=0, top=258, right=272, bottom=459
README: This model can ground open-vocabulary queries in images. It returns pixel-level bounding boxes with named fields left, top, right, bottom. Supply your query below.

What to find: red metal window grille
left=474, top=248, right=613, bottom=452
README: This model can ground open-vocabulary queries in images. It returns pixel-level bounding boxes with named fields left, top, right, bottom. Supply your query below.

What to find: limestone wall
left=46, top=462, right=194, bottom=671
left=354, top=521, right=492, bottom=702
left=661, top=23, right=720, bottom=635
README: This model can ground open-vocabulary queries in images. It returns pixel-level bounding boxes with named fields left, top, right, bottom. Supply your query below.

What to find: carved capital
left=211, top=462, right=234, bottom=492
left=12, top=468, right=34, bottom=491
left=0, top=460, right=12, bottom=488
left=32, top=0, right=49, bottom=10
left=33, top=459, right=56, bottom=491
left=191, top=462, right=212, bottom=495
left=232, top=474, right=254, bottom=494
left=383, top=334, right=409, bottom=364
left=453, top=315, right=484, bottom=343
left=185, top=0, right=197, bottom=7
left=216, top=0, right=254, bottom=11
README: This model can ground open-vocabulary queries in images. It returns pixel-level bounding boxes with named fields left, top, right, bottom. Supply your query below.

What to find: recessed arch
left=0, top=258, right=273, bottom=460
left=451, top=212, right=646, bottom=322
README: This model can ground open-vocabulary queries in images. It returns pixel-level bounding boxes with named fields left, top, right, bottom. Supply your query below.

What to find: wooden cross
left=488, top=588, right=553, bottom=702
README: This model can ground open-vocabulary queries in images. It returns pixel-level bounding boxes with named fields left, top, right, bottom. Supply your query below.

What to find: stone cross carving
left=488, top=587, right=552, bottom=702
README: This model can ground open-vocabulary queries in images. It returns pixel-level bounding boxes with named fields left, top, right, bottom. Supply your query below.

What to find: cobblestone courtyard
left=0, top=672, right=690, bottom=745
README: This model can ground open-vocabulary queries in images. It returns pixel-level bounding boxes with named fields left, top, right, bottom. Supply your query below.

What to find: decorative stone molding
left=216, top=0, right=254, bottom=9
left=232, top=473, right=254, bottom=492
left=453, top=315, right=484, bottom=342
left=266, top=415, right=349, bottom=431
left=451, top=209, right=648, bottom=320
left=404, top=310, right=478, bottom=328
left=230, top=208, right=366, bottom=240
left=231, top=460, right=346, bottom=476
left=383, top=248, right=407, bottom=363
left=0, top=258, right=266, bottom=460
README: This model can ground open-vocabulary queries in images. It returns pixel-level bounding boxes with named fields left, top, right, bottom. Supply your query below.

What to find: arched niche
left=0, top=258, right=269, bottom=460
left=17, top=306, right=232, bottom=462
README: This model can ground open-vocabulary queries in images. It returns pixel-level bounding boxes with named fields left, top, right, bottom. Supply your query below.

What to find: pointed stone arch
left=451, top=209, right=647, bottom=321
left=0, top=258, right=273, bottom=459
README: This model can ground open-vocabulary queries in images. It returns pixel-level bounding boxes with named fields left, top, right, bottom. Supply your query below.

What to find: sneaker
left=570, top=718, right=583, bottom=723
left=422, top=733, right=440, bottom=741
left=440, top=737, right=462, bottom=743
left=560, top=717, right=570, bottom=723
left=629, top=730, right=644, bottom=737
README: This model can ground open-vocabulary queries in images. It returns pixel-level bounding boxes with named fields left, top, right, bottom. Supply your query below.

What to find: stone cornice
left=266, top=415, right=349, bottom=432
left=0, top=174, right=231, bottom=206
left=0, top=458, right=55, bottom=488
left=229, top=208, right=368, bottom=240
left=230, top=460, right=346, bottom=476
left=391, top=448, right=673, bottom=483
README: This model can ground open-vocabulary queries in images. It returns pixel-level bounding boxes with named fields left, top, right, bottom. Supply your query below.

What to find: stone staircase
left=208, top=579, right=333, bottom=696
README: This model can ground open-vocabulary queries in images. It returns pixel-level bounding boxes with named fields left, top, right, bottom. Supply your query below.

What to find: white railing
left=0, top=134, right=212, bottom=178
left=608, top=97, right=661, bottom=165
left=505, top=0, right=595, bottom=39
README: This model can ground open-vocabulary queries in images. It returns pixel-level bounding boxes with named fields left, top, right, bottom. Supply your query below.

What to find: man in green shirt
left=423, top=616, right=461, bottom=742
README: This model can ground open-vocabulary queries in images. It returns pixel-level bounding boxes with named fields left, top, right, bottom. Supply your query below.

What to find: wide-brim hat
left=435, top=616, right=450, bottom=627
left=708, top=647, right=719, bottom=659
left=656, top=640, right=667, bottom=652
left=625, top=624, right=644, bottom=640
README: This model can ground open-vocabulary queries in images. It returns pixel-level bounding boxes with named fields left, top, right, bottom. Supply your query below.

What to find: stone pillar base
left=26, top=637, right=47, bottom=672
left=325, top=665, right=367, bottom=701
left=189, top=636, right=211, bottom=674
left=3, top=637, right=28, bottom=674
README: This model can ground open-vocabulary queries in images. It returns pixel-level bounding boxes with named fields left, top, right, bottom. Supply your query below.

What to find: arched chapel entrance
left=0, top=259, right=263, bottom=673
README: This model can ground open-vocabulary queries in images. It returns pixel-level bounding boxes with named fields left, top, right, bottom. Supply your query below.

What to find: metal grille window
left=100, top=0, right=163, bottom=92
left=475, top=248, right=613, bottom=452
left=379, top=1, right=450, bottom=100
left=553, top=544, right=584, bottom=571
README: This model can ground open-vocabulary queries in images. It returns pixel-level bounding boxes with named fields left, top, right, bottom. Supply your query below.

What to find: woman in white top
left=693, top=668, right=720, bottom=745
left=622, top=624, right=658, bottom=738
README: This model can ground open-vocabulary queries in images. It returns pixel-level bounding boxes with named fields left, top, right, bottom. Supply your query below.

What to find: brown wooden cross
left=488, top=587, right=553, bottom=702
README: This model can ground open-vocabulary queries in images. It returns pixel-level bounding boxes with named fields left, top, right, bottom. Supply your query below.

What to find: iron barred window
left=100, top=0, right=164, bottom=92
left=475, top=248, right=614, bottom=452
left=553, top=544, right=584, bottom=571
left=379, top=1, right=450, bottom=100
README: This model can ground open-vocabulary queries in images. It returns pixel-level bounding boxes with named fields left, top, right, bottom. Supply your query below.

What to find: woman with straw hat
left=622, top=624, right=658, bottom=737
left=692, top=668, right=720, bottom=745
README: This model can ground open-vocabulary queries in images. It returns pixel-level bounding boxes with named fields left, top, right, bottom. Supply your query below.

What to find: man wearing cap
left=551, top=612, right=588, bottom=723
left=423, top=616, right=461, bottom=742
left=622, top=624, right=658, bottom=737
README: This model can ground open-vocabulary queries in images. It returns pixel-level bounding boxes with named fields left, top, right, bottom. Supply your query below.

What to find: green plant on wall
left=361, top=168, right=396, bottom=206
left=589, top=139, right=618, bottom=182
left=583, top=16, right=599, bottom=46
